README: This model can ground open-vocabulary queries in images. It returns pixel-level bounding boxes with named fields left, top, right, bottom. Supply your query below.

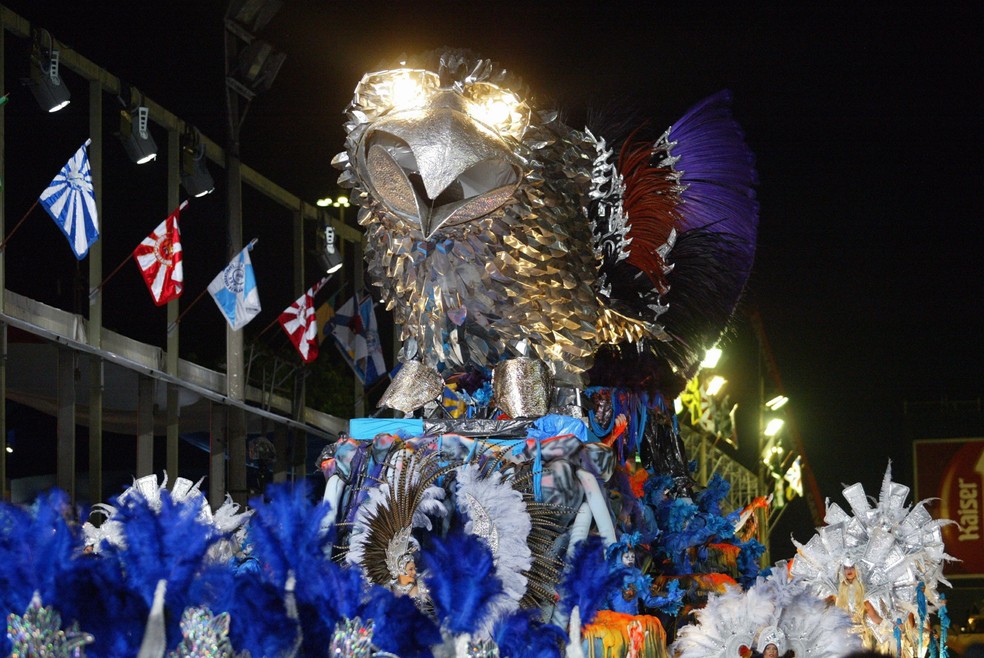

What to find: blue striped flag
left=39, top=139, right=99, bottom=259
left=207, top=242, right=261, bottom=330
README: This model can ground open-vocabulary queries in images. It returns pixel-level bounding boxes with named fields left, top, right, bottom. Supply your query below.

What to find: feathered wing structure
left=673, top=583, right=777, bottom=658
left=790, top=462, right=955, bottom=622
left=456, top=463, right=532, bottom=616
left=336, top=50, right=758, bottom=391
left=588, top=89, right=758, bottom=387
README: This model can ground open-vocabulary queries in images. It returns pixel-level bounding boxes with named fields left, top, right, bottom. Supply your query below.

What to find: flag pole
left=255, top=314, right=283, bottom=341
left=90, top=252, right=134, bottom=300
left=0, top=199, right=40, bottom=253
left=166, top=287, right=211, bottom=335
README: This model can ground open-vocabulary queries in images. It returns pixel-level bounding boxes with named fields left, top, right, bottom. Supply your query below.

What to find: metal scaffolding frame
left=0, top=5, right=358, bottom=507
left=683, top=426, right=772, bottom=562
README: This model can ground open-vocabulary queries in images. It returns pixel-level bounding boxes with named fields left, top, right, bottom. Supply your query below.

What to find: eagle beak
left=359, top=107, right=521, bottom=239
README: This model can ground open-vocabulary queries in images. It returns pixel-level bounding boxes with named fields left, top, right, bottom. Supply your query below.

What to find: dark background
left=3, top=0, right=983, bottom=605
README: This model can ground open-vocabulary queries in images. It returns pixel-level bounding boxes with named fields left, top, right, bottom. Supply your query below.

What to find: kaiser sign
left=914, top=438, right=984, bottom=578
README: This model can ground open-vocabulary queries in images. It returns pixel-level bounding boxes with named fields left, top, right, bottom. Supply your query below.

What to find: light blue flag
left=207, top=241, right=261, bottom=330
left=39, top=139, right=99, bottom=259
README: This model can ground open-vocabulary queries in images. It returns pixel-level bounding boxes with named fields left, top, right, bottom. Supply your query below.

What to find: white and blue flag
left=208, top=241, right=261, bottom=330
left=39, top=139, right=99, bottom=259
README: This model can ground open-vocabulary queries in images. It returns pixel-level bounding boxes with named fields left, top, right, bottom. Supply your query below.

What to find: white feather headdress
left=673, top=562, right=859, bottom=658
left=789, top=462, right=955, bottom=618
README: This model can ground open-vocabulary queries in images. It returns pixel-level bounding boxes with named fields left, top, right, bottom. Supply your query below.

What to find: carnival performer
left=792, top=463, right=954, bottom=657
left=828, top=561, right=885, bottom=649
left=753, top=625, right=795, bottom=658
left=672, top=561, right=858, bottom=658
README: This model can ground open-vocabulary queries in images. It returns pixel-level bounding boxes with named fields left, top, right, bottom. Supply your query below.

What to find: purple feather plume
left=670, top=90, right=759, bottom=251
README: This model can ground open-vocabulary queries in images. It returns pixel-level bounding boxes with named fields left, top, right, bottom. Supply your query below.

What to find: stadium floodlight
left=27, top=39, right=70, bottom=113
left=119, top=105, right=157, bottom=164
left=181, top=128, right=215, bottom=197
left=319, top=225, right=343, bottom=274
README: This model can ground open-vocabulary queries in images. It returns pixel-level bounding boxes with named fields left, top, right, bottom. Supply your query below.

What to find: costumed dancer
left=791, top=462, right=954, bottom=657
left=672, top=560, right=859, bottom=658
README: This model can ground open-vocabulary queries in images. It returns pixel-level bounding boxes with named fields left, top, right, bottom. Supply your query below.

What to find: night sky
left=3, top=2, right=983, bottom=558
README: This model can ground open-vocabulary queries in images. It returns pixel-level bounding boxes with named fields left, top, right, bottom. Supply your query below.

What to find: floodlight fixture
left=119, top=105, right=157, bottom=164
left=705, top=375, right=727, bottom=396
left=230, top=38, right=286, bottom=97
left=227, top=0, right=284, bottom=33
left=700, top=346, right=722, bottom=369
left=319, top=225, right=343, bottom=274
left=317, top=195, right=350, bottom=208
left=26, top=33, right=71, bottom=113
left=181, top=127, right=215, bottom=197
left=763, top=418, right=785, bottom=437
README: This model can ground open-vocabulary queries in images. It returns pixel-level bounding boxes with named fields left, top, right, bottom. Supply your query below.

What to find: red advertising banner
left=913, top=438, right=984, bottom=578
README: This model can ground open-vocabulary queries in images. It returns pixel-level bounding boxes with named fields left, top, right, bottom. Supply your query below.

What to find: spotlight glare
left=766, top=395, right=789, bottom=410
left=705, top=375, right=727, bottom=396
left=764, top=418, right=785, bottom=437
left=701, top=347, right=722, bottom=369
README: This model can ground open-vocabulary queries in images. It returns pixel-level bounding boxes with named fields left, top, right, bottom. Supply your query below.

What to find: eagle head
left=335, top=50, right=603, bottom=388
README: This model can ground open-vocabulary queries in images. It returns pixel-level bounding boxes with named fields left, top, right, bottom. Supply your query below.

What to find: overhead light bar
left=181, top=127, right=215, bottom=197
left=119, top=104, right=157, bottom=164
left=25, top=30, right=70, bottom=113
left=766, top=395, right=789, bottom=410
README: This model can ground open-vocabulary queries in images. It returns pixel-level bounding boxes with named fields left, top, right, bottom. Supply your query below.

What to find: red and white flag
left=134, top=201, right=185, bottom=306
left=279, top=276, right=330, bottom=362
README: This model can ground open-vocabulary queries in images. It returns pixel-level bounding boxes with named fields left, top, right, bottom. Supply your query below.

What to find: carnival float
left=0, top=50, right=954, bottom=658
